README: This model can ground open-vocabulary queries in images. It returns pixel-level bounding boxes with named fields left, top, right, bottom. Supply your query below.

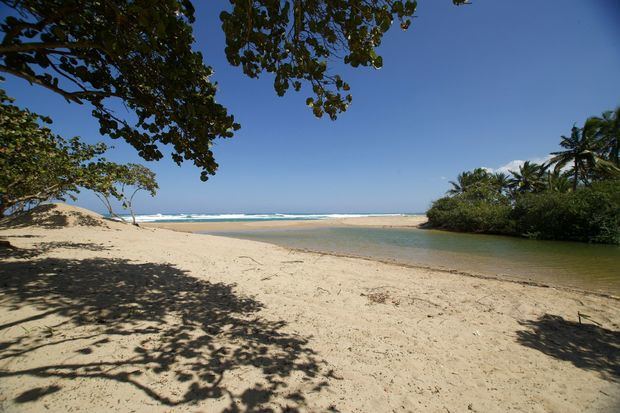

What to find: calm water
left=210, top=227, right=620, bottom=295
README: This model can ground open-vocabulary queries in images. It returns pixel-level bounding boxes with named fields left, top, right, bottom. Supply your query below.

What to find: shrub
left=512, top=181, right=620, bottom=243
left=427, top=180, right=620, bottom=244
left=427, top=196, right=514, bottom=234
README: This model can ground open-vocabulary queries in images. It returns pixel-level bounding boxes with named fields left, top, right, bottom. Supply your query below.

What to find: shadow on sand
left=0, top=256, right=330, bottom=411
left=516, top=314, right=620, bottom=382
left=0, top=241, right=113, bottom=259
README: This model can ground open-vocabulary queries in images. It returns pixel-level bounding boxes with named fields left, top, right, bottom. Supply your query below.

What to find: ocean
left=120, top=212, right=412, bottom=223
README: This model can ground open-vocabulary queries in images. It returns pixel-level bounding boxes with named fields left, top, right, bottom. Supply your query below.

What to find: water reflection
left=207, top=227, right=620, bottom=295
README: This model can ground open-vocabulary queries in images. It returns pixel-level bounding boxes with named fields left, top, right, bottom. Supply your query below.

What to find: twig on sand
left=410, top=296, right=443, bottom=309
left=281, top=260, right=304, bottom=264
left=474, top=294, right=494, bottom=311
left=316, top=287, right=330, bottom=294
left=238, top=255, right=263, bottom=265
left=475, top=294, right=493, bottom=304
left=578, top=312, right=602, bottom=326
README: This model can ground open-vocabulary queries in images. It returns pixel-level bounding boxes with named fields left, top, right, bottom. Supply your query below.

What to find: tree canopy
left=89, top=163, right=158, bottom=225
left=0, top=0, right=468, bottom=180
left=0, top=87, right=157, bottom=217
left=0, top=87, right=106, bottom=215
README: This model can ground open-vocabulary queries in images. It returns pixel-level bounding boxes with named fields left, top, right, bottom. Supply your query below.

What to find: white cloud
left=484, top=155, right=553, bottom=174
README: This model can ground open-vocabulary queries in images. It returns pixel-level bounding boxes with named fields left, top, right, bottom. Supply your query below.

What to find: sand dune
left=0, top=204, right=618, bottom=412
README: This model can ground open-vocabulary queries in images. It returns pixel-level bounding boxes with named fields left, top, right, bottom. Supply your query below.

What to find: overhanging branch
left=0, top=41, right=98, bottom=54
left=0, top=65, right=84, bottom=103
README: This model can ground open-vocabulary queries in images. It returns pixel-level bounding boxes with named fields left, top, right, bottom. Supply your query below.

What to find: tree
left=544, top=170, right=571, bottom=193
left=0, top=0, right=468, bottom=180
left=87, top=163, right=157, bottom=225
left=491, top=172, right=510, bottom=194
left=0, top=88, right=107, bottom=215
left=548, top=121, right=617, bottom=190
left=508, top=161, right=546, bottom=194
left=85, top=161, right=129, bottom=220
left=591, top=107, right=620, bottom=167
left=447, top=168, right=490, bottom=195
left=117, top=164, right=158, bottom=226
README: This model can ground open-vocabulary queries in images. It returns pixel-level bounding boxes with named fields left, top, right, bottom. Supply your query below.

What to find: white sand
left=0, top=204, right=618, bottom=412
left=141, top=214, right=427, bottom=233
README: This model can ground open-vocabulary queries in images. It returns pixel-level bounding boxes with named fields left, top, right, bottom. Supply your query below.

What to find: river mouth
left=205, top=226, right=620, bottom=296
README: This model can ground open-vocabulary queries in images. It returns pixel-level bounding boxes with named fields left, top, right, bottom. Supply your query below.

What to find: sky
left=2, top=0, right=620, bottom=214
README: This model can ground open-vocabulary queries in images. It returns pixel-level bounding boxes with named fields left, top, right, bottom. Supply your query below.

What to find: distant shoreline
left=142, top=215, right=427, bottom=232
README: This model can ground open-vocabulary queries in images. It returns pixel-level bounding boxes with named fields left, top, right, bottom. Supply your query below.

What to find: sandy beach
left=142, top=215, right=427, bottom=233
left=1, top=204, right=618, bottom=413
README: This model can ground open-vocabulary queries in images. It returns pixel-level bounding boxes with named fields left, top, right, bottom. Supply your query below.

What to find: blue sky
left=2, top=0, right=620, bottom=213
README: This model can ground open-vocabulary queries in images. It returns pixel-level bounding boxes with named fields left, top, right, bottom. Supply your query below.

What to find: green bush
left=427, top=180, right=620, bottom=244
left=427, top=196, right=514, bottom=234
left=511, top=191, right=575, bottom=240
left=513, top=181, right=620, bottom=243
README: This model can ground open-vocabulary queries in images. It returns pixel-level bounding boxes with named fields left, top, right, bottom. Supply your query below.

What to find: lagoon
left=212, top=226, right=620, bottom=295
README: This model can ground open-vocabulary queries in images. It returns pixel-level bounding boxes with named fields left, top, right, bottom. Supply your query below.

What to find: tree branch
left=0, top=41, right=98, bottom=54
left=7, top=184, right=62, bottom=208
left=0, top=65, right=83, bottom=103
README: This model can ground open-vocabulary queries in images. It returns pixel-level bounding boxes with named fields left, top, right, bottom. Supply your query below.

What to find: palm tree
left=509, top=161, right=546, bottom=193
left=548, top=121, right=615, bottom=191
left=591, top=107, right=620, bottom=167
left=491, top=172, right=510, bottom=193
left=447, top=172, right=467, bottom=195
left=545, top=170, right=571, bottom=193
left=447, top=168, right=490, bottom=195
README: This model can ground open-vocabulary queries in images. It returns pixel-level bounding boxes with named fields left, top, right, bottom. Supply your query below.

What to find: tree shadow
left=0, top=257, right=328, bottom=410
left=0, top=241, right=112, bottom=259
left=516, top=314, right=620, bottom=382
left=15, top=385, right=62, bottom=403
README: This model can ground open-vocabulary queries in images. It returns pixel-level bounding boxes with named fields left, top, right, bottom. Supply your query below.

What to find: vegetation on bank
left=0, top=88, right=157, bottom=222
left=427, top=108, right=620, bottom=244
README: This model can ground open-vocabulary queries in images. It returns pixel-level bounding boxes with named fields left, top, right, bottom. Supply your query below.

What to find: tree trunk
left=127, top=189, right=140, bottom=226
left=125, top=197, right=139, bottom=226
left=129, top=205, right=139, bottom=226
left=94, top=193, right=125, bottom=222
left=573, top=158, right=578, bottom=191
